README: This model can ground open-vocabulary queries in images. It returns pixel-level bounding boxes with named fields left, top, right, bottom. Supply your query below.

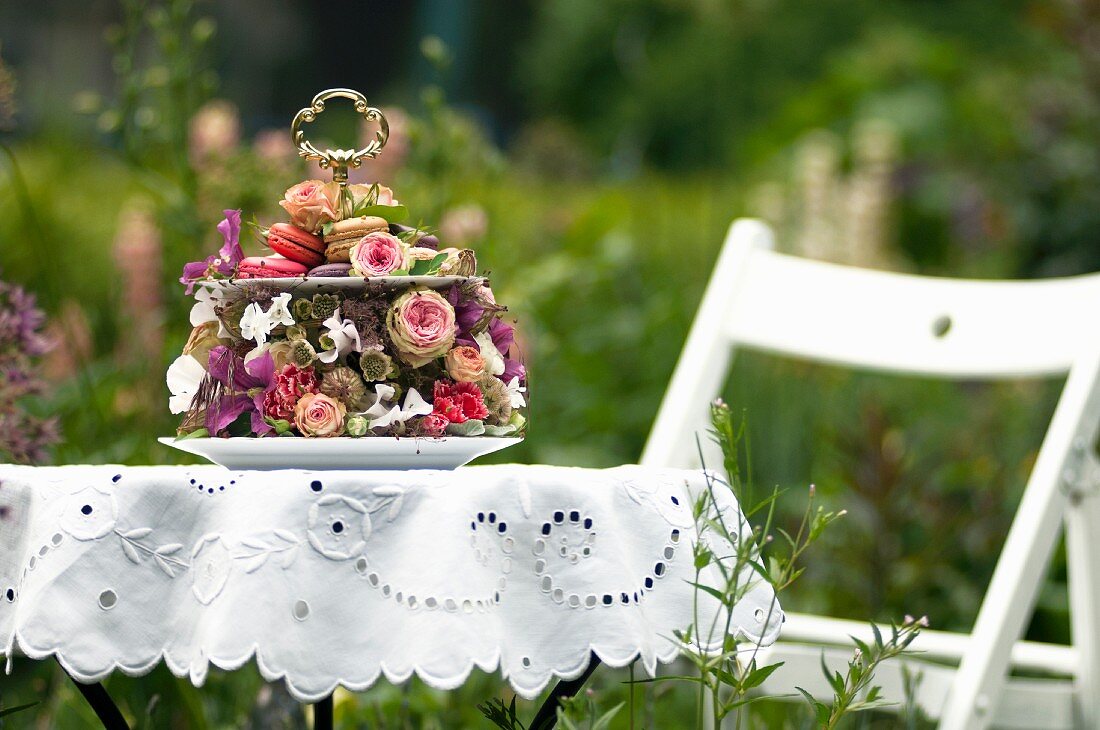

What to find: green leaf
left=740, top=661, right=783, bottom=690
left=795, top=686, right=830, bottom=724
left=591, top=702, right=625, bottom=730
left=446, top=419, right=486, bottom=436
left=693, top=546, right=713, bottom=570
left=321, top=221, right=335, bottom=236
left=0, top=702, right=38, bottom=718
left=176, top=428, right=209, bottom=440
left=483, top=424, right=518, bottom=436
left=352, top=203, right=409, bottom=222
left=685, top=581, right=726, bottom=603
left=623, top=675, right=703, bottom=685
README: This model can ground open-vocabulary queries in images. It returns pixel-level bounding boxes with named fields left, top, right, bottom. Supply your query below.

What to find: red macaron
left=267, top=223, right=325, bottom=268
left=237, top=256, right=309, bottom=279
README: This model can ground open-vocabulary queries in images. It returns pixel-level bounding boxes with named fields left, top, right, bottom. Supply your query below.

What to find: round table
left=0, top=463, right=782, bottom=728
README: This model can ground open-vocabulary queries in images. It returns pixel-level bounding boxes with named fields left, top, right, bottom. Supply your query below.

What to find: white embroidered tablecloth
left=0, top=464, right=782, bottom=701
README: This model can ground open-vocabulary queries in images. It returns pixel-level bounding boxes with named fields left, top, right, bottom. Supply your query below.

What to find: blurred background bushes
left=0, top=0, right=1096, bottom=726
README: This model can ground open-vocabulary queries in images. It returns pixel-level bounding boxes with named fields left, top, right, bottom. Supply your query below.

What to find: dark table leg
left=59, top=662, right=129, bottom=730
left=529, top=653, right=602, bottom=730
left=313, top=694, right=333, bottom=730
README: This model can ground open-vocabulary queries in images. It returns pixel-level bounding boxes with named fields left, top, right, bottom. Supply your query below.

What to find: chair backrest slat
left=641, top=217, right=1100, bottom=469
left=727, top=248, right=1100, bottom=379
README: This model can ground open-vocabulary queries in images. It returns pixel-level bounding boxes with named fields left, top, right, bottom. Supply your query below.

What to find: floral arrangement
left=168, top=184, right=526, bottom=440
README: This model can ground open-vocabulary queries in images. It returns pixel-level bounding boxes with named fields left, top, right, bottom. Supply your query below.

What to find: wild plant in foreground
left=481, top=399, right=925, bottom=728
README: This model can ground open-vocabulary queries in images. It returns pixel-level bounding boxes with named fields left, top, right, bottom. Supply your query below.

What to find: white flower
left=318, top=309, right=362, bottom=364
left=266, top=293, right=294, bottom=327
left=167, top=354, right=207, bottom=414
left=505, top=376, right=527, bottom=409
left=190, top=287, right=231, bottom=338
left=359, top=385, right=432, bottom=429
left=475, top=330, right=505, bottom=376
left=239, top=293, right=295, bottom=350
left=239, top=303, right=271, bottom=348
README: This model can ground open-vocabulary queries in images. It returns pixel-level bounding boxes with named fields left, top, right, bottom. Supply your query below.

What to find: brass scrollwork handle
left=290, top=88, right=389, bottom=187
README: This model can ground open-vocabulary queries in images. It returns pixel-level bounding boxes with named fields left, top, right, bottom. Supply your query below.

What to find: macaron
left=390, top=223, right=439, bottom=250
left=324, top=216, right=389, bottom=262
left=237, top=255, right=308, bottom=279
left=267, top=223, right=325, bottom=268
left=307, top=262, right=353, bottom=277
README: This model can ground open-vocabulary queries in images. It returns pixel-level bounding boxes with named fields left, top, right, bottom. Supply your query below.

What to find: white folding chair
left=641, top=219, right=1100, bottom=729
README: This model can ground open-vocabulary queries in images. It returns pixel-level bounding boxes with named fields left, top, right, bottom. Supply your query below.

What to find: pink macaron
left=237, top=256, right=308, bottom=279
left=267, top=223, right=325, bottom=268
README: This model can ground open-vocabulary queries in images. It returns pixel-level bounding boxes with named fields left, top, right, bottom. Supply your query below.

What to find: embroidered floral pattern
left=59, top=487, right=118, bottom=540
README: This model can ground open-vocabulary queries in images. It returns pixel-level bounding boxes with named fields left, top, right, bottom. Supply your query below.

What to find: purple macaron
left=307, top=262, right=353, bottom=277
left=390, top=223, right=439, bottom=251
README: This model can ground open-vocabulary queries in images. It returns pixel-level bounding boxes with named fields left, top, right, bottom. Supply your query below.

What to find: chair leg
left=529, top=653, right=602, bottom=730
left=940, top=350, right=1100, bottom=730
left=59, top=662, right=129, bottom=730
left=1066, top=481, right=1100, bottom=728
left=313, top=694, right=333, bottom=730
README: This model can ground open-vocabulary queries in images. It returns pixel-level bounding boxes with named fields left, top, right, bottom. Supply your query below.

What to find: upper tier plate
left=197, top=275, right=479, bottom=294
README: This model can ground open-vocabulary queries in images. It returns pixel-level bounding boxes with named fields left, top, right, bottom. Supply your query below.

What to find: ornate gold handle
left=290, top=88, right=389, bottom=187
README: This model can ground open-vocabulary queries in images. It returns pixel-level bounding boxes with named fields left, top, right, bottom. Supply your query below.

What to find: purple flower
left=204, top=345, right=276, bottom=435
left=217, top=209, right=243, bottom=264
left=180, top=210, right=243, bottom=294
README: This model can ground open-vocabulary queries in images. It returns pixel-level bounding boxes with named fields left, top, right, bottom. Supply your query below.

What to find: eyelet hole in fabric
left=98, top=590, right=117, bottom=610
left=293, top=600, right=310, bottom=621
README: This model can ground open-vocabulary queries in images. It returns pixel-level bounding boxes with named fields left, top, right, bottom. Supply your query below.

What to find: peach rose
left=444, top=346, right=485, bottom=382
left=348, top=183, right=400, bottom=207
left=294, top=392, right=346, bottom=437
left=279, top=180, right=340, bottom=233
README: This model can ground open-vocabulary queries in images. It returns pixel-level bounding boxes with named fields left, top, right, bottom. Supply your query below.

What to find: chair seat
left=755, top=641, right=1076, bottom=729
left=779, top=612, right=1076, bottom=675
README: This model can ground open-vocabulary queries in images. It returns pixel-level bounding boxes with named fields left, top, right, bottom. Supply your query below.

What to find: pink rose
left=294, top=392, right=346, bottom=437
left=279, top=180, right=340, bottom=233
left=444, top=346, right=485, bottom=382
left=386, top=289, right=456, bottom=367
left=350, top=231, right=407, bottom=277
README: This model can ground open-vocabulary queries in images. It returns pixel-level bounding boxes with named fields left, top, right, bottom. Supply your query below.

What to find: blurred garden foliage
left=0, top=0, right=1096, bottom=726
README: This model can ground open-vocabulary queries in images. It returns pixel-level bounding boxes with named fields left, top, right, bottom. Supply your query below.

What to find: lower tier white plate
left=158, top=436, right=522, bottom=470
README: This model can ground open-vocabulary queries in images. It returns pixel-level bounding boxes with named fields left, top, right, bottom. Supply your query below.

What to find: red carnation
left=418, top=413, right=449, bottom=436
left=432, top=379, right=489, bottom=423
left=263, top=363, right=320, bottom=420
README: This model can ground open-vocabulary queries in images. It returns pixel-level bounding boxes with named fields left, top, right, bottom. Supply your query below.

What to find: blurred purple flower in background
left=0, top=277, right=59, bottom=464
